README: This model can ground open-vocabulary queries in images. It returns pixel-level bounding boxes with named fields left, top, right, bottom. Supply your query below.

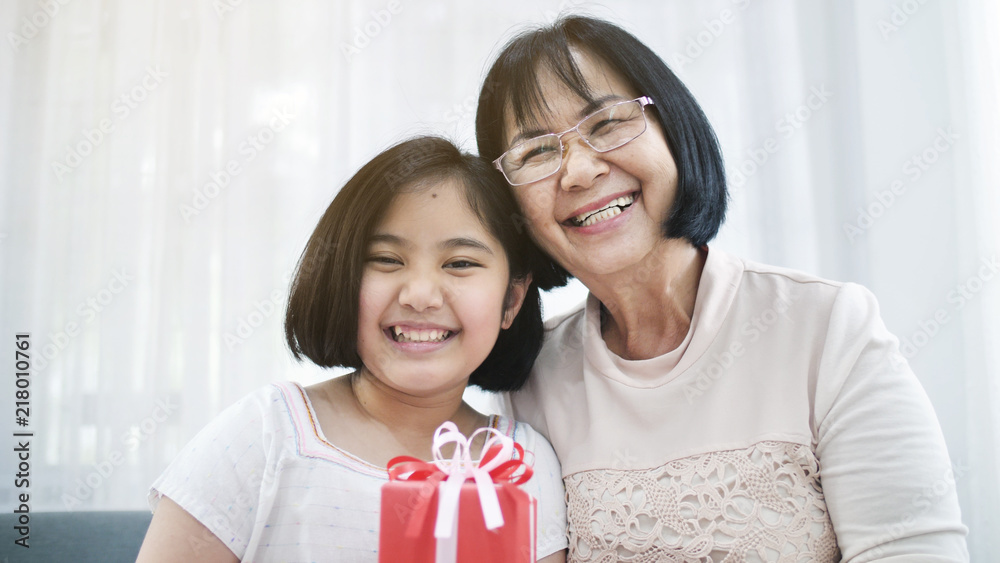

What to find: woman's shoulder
left=734, top=253, right=843, bottom=290
left=721, top=251, right=882, bottom=313
left=492, top=416, right=558, bottom=463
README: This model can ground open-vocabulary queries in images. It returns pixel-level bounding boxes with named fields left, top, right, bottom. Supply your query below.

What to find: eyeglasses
left=493, top=96, right=655, bottom=186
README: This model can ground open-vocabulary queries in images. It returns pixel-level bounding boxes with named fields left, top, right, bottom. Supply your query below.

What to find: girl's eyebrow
left=369, top=233, right=408, bottom=247
left=369, top=233, right=494, bottom=255
left=441, top=237, right=494, bottom=255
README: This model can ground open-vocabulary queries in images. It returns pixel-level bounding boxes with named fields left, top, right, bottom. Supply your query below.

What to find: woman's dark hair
left=476, top=15, right=728, bottom=287
left=284, top=135, right=544, bottom=392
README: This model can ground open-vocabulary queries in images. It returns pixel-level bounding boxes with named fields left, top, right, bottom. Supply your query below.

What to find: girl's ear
left=501, top=274, right=532, bottom=329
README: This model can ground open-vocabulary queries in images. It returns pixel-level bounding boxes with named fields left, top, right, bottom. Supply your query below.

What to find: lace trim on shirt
left=564, top=441, right=840, bottom=562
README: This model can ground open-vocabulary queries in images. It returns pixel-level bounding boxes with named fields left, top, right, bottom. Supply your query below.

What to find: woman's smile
left=503, top=49, right=678, bottom=281
left=564, top=191, right=639, bottom=228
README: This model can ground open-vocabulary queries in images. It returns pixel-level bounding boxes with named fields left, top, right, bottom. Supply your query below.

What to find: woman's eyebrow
left=509, top=127, right=549, bottom=147
left=579, top=94, right=628, bottom=117
left=509, top=94, right=631, bottom=146
left=441, top=237, right=494, bottom=255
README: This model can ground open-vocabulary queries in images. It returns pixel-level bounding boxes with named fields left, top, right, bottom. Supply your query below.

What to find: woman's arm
left=136, top=496, right=239, bottom=563
left=815, top=284, right=968, bottom=561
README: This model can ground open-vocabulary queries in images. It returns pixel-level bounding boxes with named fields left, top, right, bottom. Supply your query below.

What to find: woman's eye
left=588, top=118, right=624, bottom=137
left=518, top=145, right=557, bottom=165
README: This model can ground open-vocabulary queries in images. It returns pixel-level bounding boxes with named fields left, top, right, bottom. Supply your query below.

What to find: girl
left=136, top=136, right=568, bottom=562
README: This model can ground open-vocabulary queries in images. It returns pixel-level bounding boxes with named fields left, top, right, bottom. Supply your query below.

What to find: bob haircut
left=476, top=15, right=728, bottom=288
left=284, top=135, right=544, bottom=392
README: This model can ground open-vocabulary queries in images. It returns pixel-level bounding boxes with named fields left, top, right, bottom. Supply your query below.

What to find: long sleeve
left=814, top=283, right=968, bottom=562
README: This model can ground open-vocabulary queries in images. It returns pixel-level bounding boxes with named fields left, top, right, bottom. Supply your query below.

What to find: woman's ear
left=501, top=274, right=532, bottom=329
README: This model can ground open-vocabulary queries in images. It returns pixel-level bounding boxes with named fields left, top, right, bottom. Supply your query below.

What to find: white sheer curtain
left=1, top=0, right=996, bottom=558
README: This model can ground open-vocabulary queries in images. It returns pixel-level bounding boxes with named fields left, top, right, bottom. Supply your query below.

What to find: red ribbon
left=386, top=443, right=534, bottom=538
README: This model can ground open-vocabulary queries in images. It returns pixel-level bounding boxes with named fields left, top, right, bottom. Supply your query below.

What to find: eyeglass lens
left=500, top=99, right=648, bottom=185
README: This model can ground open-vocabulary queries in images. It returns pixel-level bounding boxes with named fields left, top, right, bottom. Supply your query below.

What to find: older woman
left=476, top=16, right=968, bottom=562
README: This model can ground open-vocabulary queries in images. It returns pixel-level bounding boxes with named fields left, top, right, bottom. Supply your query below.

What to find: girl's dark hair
left=476, top=15, right=728, bottom=287
left=284, top=135, right=544, bottom=392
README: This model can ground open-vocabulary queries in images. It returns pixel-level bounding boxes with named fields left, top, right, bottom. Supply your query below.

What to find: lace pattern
left=564, top=441, right=840, bottom=562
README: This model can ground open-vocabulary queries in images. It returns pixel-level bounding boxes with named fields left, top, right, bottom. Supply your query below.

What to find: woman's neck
left=581, top=240, right=706, bottom=360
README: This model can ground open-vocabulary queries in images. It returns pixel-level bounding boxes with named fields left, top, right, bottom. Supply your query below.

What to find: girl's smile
left=356, top=178, right=527, bottom=398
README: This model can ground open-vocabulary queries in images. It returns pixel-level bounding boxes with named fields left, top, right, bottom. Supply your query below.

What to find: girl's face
left=356, top=178, right=527, bottom=398
left=501, top=48, right=679, bottom=281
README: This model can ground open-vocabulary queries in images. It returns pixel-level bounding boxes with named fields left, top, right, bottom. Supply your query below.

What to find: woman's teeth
left=573, top=195, right=635, bottom=227
left=391, top=326, right=452, bottom=343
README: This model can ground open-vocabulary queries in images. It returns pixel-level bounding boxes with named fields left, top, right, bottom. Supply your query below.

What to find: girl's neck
left=305, top=372, right=490, bottom=468
left=349, top=369, right=486, bottom=439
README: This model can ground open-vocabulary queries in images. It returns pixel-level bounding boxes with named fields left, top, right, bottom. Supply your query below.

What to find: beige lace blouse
left=505, top=247, right=967, bottom=562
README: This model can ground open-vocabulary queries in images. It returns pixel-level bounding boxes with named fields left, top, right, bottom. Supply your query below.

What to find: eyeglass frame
left=492, top=96, right=655, bottom=186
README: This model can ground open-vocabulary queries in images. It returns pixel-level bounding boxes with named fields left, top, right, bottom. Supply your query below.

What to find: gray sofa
left=0, top=511, right=152, bottom=562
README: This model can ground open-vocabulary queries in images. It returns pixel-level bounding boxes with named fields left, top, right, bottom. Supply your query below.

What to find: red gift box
left=378, top=423, right=537, bottom=563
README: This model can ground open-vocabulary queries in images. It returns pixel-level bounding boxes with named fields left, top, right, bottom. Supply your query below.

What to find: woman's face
left=356, top=179, right=526, bottom=398
left=501, top=48, right=679, bottom=281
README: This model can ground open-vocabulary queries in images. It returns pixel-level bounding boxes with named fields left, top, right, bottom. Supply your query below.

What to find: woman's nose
left=398, top=274, right=444, bottom=311
left=558, top=135, right=609, bottom=191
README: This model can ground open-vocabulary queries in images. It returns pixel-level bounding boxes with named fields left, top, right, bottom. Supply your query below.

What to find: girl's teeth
left=392, top=327, right=450, bottom=343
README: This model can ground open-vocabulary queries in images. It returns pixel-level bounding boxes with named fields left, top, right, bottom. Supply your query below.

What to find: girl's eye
left=445, top=259, right=482, bottom=270
left=367, top=255, right=402, bottom=266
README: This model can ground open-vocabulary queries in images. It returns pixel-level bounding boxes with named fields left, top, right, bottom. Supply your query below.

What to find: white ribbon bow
left=431, top=422, right=515, bottom=563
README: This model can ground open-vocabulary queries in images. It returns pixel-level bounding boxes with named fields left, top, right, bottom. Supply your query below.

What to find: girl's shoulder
left=206, top=381, right=308, bottom=432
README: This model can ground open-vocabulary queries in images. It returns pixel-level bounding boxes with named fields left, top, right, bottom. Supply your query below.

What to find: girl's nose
left=398, top=275, right=444, bottom=311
